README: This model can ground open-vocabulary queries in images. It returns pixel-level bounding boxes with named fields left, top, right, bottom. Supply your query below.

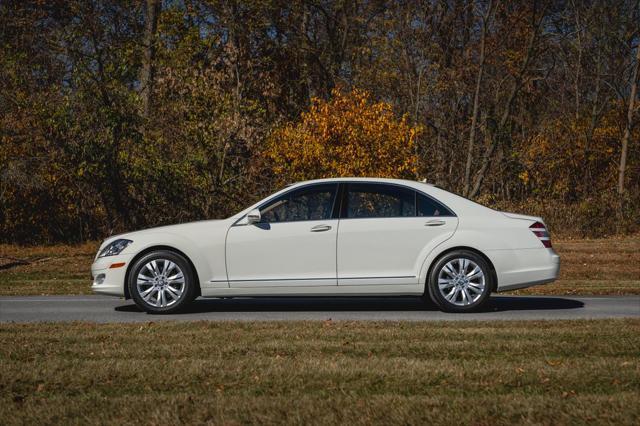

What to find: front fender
left=119, top=230, right=227, bottom=289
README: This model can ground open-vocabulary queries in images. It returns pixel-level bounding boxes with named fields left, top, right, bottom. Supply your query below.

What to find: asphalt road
left=0, top=295, right=638, bottom=323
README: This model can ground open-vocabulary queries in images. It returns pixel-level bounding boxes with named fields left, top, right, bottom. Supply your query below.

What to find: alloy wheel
left=437, top=258, right=486, bottom=306
left=136, top=259, right=185, bottom=308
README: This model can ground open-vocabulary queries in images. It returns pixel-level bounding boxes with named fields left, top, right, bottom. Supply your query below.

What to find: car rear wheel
left=427, top=250, right=493, bottom=313
left=128, top=250, right=197, bottom=314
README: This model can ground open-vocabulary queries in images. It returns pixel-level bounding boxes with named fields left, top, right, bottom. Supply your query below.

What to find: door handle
left=310, top=224, right=332, bottom=232
left=425, top=219, right=446, bottom=226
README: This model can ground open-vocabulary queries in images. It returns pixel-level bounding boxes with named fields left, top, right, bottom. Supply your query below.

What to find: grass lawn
left=0, top=242, right=96, bottom=296
left=1, top=320, right=638, bottom=425
left=1, top=235, right=638, bottom=296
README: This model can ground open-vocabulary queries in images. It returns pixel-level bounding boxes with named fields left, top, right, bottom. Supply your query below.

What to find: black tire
left=426, top=250, right=493, bottom=313
left=128, top=250, right=197, bottom=314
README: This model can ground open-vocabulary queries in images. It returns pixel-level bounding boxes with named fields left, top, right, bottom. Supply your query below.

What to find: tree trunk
left=572, top=0, right=582, bottom=121
left=463, top=0, right=494, bottom=197
left=301, top=4, right=314, bottom=100
left=468, top=71, right=525, bottom=199
left=584, top=54, right=601, bottom=189
left=140, top=0, right=160, bottom=121
left=618, top=43, right=640, bottom=196
left=468, top=3, right=542, bottom=199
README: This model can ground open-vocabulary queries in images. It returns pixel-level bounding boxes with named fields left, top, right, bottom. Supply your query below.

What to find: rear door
left=337, top=183, right=458, bottom=286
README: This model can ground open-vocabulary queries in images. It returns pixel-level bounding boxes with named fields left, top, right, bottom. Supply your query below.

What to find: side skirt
left=200, top=284, right=424, bottom=298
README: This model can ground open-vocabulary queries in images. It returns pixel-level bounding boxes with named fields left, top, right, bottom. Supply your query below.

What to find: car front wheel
left=128, top=250, right=197, bottom=314
left=427, top=250, right=493, bottom=313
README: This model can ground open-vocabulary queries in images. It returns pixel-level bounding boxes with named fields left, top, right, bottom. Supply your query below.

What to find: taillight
left=530, top=221, right=552, bottom=248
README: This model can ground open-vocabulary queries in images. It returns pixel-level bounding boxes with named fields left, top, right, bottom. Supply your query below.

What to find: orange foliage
left=262, top=88, right=421, bottom=185
left=519, top=105, right=624, bottom=198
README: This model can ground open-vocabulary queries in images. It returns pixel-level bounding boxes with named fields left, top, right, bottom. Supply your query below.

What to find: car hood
left=102, top=219, right=226, bottom=245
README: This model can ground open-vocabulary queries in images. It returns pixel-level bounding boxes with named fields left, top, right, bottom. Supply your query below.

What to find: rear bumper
left=90, top=254, right=134, bottom=297
left=490, top=248, right=560, bottom=292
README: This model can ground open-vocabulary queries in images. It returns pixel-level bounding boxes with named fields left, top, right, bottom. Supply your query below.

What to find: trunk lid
left=501, top=211, right=543, bottom=223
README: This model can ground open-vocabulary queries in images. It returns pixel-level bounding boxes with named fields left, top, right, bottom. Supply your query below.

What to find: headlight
left=98, top=239, right=133, bottom=258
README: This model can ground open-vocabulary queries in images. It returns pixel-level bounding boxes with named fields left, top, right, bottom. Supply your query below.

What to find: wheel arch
left=424, top=246, right=498, bottom=294
left=123, top=245, right=201, bottom=299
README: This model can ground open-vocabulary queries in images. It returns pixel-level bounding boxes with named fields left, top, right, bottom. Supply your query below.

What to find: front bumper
left=91, top=253, right=135, bottom=297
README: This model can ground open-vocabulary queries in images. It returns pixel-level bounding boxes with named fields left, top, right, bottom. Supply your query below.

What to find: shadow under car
left=114, top=295, right=584, bottom=314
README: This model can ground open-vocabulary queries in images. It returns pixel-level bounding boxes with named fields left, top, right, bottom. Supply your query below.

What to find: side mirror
left=246, top=208, right=261, bottom=225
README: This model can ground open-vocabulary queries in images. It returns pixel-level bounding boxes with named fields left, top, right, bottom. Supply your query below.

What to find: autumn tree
left=0, top=0, right=638, bottom=242
left=262, top=89, right=421, bottom=186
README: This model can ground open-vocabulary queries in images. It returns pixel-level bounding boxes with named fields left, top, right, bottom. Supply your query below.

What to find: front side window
left=345, top=183, right=415, bottom=218
left=260, top=184, right=337, bottom=223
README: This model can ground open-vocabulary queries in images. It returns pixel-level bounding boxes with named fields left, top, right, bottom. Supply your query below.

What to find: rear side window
left=417, top=193, right=454, bottom=217
left=345, top=183, right=415, bottom=218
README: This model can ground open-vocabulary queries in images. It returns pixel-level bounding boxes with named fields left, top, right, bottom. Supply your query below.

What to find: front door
left=226, top=183, right=339, bottom=287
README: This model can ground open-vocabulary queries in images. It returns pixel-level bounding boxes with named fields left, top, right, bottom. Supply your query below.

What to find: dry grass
left=0, top=242, right=97, bottom=295
left=1, top=320, right=639, bottom=425
left=0, top=236, right=638, bottom=296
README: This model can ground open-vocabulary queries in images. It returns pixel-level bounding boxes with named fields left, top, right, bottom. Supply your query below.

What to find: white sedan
left=91, top=178, right=559, bottom=313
